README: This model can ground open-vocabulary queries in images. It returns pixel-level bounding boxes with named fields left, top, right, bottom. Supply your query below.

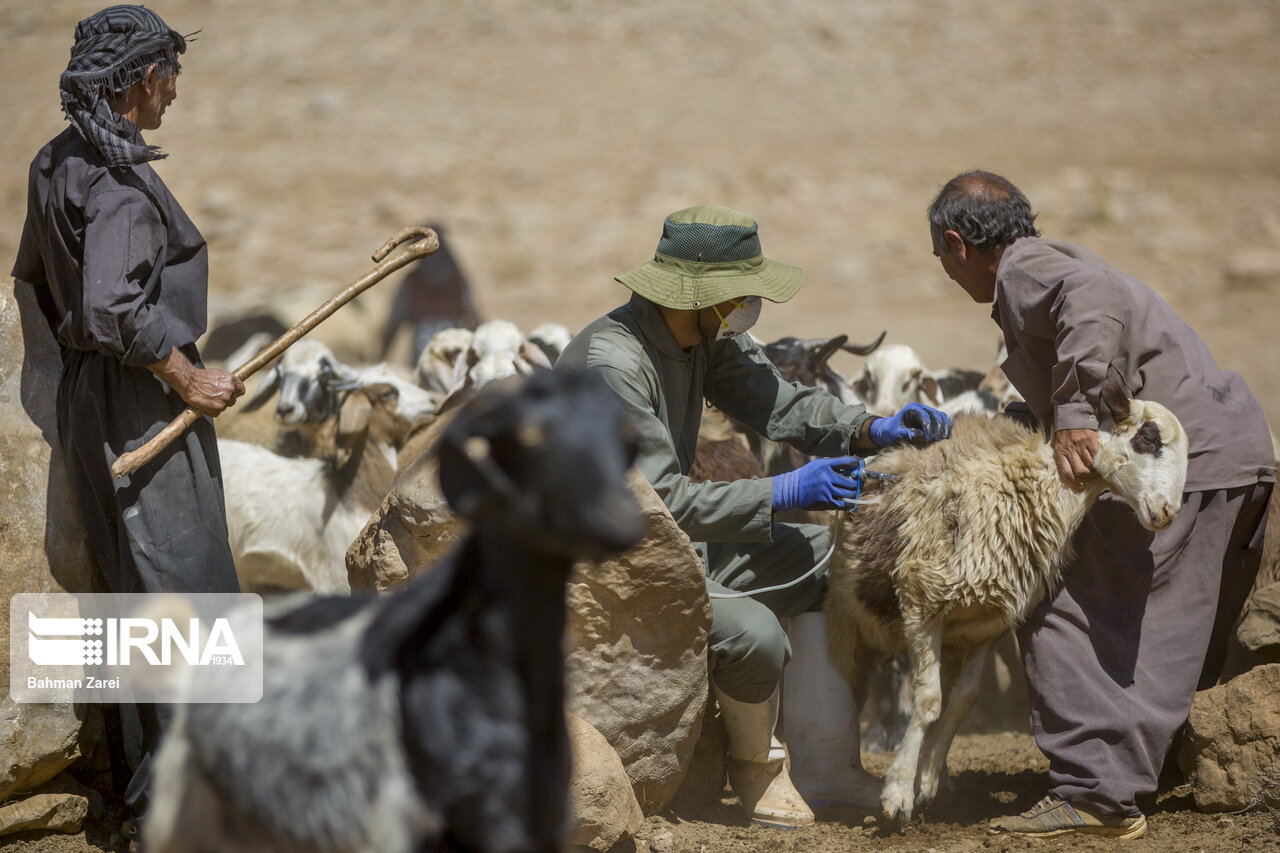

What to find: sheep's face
left=437, top=369, right=647, bottom=560
left=276, top=353, right=360, bottom=426
left=1097, top=398, right=1189, bottom=531
left=239, top=340, right=361, bottom=425
left=415, top=327, right=474, bottom=394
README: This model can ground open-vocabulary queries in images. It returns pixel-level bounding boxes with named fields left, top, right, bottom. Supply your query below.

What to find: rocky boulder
left=1238, top=584, right=1280, bottom=660
left=567, top=713, right=644, bottom=852
left=565, top=469, right=711, bottom=814
left=1178, top=663, right=1280, bottom=812
left=346, top=412, right=463, bottom=593
left=347, top=440, right=713, bottom=816
left=0, top=278, right=99, bottom=803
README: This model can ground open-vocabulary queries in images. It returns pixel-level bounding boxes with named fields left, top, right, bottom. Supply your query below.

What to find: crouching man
left=557, top=205, right=951, bottom=827
left=929, top=171, right=1274, bottom=839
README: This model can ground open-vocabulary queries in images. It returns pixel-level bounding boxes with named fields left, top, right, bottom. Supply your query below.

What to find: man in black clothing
left=12, top=4, right=244, bottom=825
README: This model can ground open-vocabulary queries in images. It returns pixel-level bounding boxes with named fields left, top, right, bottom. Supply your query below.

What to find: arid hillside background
left=2, top=4, right=1280, bottom=852
left=3, top=0, right=1278, bottom=431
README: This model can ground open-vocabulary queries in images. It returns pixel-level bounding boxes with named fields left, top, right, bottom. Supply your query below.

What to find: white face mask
left=712, top=296, right=762, bottom=341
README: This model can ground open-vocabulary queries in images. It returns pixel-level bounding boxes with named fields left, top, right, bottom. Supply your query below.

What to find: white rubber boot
left=715, top=685, right=815, bottom=829
left=783, top=612, right=882, bottom=809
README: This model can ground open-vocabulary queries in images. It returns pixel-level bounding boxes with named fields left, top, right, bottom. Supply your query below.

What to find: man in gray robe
left=12, top=4, right=244, bottom=831
left=928, top=170, right=1273, bottom=839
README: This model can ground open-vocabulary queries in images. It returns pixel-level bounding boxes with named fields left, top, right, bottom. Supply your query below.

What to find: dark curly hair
left=927, top=170, right=1040, bottom=253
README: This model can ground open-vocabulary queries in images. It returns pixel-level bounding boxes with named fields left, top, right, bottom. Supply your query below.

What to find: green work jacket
left=557, top=294, right=873, bottom=544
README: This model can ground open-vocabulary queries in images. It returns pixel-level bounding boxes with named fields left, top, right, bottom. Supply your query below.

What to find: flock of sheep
left=141, top=316, right=1201, bottom=848
left=209, top=318, right=1014, bottom=596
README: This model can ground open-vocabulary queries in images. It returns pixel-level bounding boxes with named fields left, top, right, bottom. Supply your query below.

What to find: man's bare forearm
left=148, top=347, right=245, bottom=416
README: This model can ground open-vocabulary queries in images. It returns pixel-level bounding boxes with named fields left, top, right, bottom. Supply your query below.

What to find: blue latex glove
left=772, top=456, right=865, bottom=512
left=869, top=402, right=953, bottom=446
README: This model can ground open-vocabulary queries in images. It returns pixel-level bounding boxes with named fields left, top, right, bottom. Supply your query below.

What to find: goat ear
left=520, top=340, right=553, bottom=370
left=1101, top=374, right=1132, bottom=423
left=327, top=360, right=363, bottom=392
left=919, top=374, right=942, bottom=407
left=852, top=372, right=871, bottom=403
left=334, top=392, right=373, bottom=469
left=239, top=364, right=281, bottom=413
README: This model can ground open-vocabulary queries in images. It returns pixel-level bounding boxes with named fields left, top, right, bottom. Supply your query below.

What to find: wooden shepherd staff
left=111, top=226, right=439, bottom=479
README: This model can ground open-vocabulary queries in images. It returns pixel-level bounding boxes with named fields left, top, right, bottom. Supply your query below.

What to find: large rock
left=0, top=792, right=88, bottom=839
left=0, top=278, right=98, bottom=803
left=565, top=469, right=711, bottom=814
left=1178, top=663, right=1280, bottom=812
left=1236, top=453, right=1279, bottom=660
left=348, top=442, right=712, bottom=816
left=567, top=713, right=643, bottom=852
left=346, top=412, right=463, bottom=593
left=1238, top=584, right=1280, bottom=658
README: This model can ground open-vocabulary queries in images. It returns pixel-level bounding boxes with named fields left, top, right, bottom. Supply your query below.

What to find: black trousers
left=58, top=347, right=241, bottom=812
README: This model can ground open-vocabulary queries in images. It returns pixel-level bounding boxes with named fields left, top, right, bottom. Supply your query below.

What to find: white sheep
left=527, top=321, right=574, bottom=365
left=220, top=383, right=416, bottom=593
left=824, top=380, right=1189, bottom=821
left=432, top=320, right=556, bottom=411
left=413, top=327, right=474, bottom=394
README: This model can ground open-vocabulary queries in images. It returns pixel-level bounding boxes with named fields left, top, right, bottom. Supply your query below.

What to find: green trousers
left=702, top=522, right=830, bottom=703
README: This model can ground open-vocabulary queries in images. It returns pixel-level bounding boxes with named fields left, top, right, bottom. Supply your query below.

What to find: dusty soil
left=5, top=734, right=1276, bottom=852
left=629, top=734, right=1280, bottom=853
left=3, top=1, right=1279, bottom=422
left=2, top=1, right=1278, bottom=852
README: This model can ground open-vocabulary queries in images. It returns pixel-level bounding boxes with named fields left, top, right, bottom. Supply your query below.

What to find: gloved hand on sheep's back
left=868, top=402, right=952, bottom=446
left=771, top=456, right=867, bottom=512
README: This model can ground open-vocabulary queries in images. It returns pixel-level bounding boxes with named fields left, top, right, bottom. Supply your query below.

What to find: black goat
left=759, top=330, right=886, bottom=402
left=146, top=369, right=647, bottom=853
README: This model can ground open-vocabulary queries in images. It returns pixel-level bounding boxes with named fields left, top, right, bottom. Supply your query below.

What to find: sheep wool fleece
left=13, top=124, right=239, bottom=595
left=993, top=236, right=1275, bottom=818
left=556, top=293, right=874, bottom=702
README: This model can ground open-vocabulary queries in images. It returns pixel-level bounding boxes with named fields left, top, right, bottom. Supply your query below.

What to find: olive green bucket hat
left=616, top=205, right=804, bottom=310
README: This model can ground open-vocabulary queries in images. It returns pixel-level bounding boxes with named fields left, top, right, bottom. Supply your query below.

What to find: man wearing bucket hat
left=558, top=205, right=951, bottom=827
left=13, top=5, right=242, bottom=841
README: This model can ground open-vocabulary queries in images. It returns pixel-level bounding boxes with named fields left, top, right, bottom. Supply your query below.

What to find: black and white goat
left=145, top=369, right=647, bottom=853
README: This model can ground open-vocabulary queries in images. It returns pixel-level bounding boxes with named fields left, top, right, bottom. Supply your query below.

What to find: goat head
left=437, top=369, right=647, bottom=559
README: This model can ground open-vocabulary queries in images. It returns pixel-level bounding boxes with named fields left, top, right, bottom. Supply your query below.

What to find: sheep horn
left=111, top=228, right=441, bottom=479
left=812, top=335, right=848, bottom=368
left=840, top=330, right=888, bottom=357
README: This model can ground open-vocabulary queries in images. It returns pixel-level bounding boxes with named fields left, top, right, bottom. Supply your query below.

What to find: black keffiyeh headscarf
left=59, top=5, right=189, bottom=168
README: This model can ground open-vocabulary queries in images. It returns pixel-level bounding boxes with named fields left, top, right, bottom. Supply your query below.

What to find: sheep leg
left=880, top=619, right=943, bottom=821
left=914, top=635, right=997, bottom=807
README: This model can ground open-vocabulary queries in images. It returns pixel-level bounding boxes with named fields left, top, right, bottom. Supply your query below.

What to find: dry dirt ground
left=4, top=734, right=1278, bottom=852
left=2, top=1, right=1278, bottom=851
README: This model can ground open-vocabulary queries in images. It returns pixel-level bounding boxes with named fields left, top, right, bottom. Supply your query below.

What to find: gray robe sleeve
left=1001, top=264, right=1126, bottom=431
left=705, top=335, right=874, bottom=452
left=82, top=186, right=177, bottom=367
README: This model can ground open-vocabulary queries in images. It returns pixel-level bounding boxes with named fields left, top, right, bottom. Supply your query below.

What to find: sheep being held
left=146, top=369, right=648, bottom=853
left=824, top=379, right=1189, bottom=822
